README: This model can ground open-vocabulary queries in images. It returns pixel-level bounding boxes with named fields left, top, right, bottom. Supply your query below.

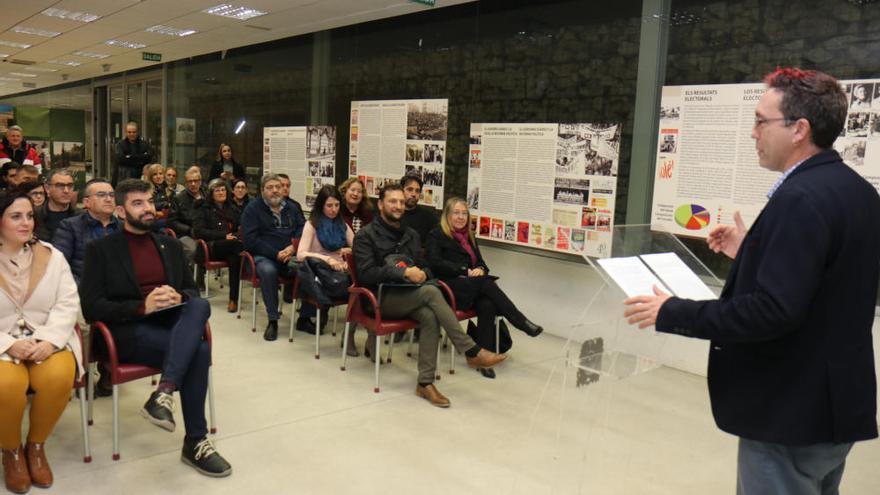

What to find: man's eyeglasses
left=185, top=179, right=201, bottom=184
left=49, top=182, right=75, bottom=191
left=86, top=192, right=115, bottom=199
left=753, top=117, right=794, bottom=128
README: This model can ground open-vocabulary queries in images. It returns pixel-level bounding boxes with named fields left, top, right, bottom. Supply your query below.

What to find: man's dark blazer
left=657, top=149, right=880, bottom=446
left=80, top=230, right=199, bottom=361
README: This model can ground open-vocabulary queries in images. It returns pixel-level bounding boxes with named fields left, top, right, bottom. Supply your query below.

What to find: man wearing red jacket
left=0, top=126, right=42, bottom=186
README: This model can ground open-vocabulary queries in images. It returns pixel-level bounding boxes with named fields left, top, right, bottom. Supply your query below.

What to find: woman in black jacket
left=230, top=178, right=251, bottom=212
left=193, top=178, right=244, bottom=312
left=209, top=143, right=246, bottom=184
left=426, top=197, right=542, bottom=378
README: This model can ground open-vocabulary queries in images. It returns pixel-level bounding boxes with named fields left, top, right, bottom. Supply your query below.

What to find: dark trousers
left=112, top=165, right=142, bottom=187
left=473, top=280, right=525, bottom=347
left=127, top=297, right=211, bottom=438
left=254, top=255, right=315, bottom=321
left=736, top=437, right=854, bottom=495
left=209, top=239, right=243, bottom=301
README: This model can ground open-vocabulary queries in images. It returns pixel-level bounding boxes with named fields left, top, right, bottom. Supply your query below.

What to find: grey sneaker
left=181, top=437, right=232, bottom=478
left=140, top=390, right=176, bottom=432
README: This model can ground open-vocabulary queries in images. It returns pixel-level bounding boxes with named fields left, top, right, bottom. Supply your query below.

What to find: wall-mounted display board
left=263, top=126, right=336, bottom=208
left=467, top=122, right=621, bottom=258
left=349, top=98, right=448, bottom=208
left=651, top=80, right=880, bottom=237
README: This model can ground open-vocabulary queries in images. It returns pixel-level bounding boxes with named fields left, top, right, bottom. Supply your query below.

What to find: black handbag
left=297, top=258, right=350, bottom=305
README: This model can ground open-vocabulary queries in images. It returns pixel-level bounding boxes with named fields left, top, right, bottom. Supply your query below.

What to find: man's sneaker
left=181, top=437, right=232, bottom=478
left=140, top=390, right=176, bottom=432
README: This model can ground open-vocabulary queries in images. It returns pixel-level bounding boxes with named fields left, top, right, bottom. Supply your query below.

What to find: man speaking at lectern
left=624, top=68, right=880, bottom=494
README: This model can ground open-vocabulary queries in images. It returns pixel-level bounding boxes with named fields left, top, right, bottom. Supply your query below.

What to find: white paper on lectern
left=640, top=252, right=717, bottom=300
left=596, top=256, right=670, bottom=298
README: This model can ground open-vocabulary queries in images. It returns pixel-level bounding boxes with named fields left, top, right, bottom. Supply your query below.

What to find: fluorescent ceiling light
left=12, top=27, right=61, bottom=38
left=106, top=40, right=147, bottom=49
left=9, top=72, right=37, bottom=78
left=0, top=77, right=21, bottom=81
left=203, top=4, right=267, bottom=21
left=48, top=59, right=82, bottom=66
left=146, top=25, right=198, bottom=37
left=0, top=40, right=32, bottom=49
left=0, top=54, right=8, bottom=59
left=26, top=67, right=58, bottom=72
left=72, top=50, right=110, bottom=59
left=41, top=8, right=101, bottom=23
left=234, top=120, right=246, bottom=134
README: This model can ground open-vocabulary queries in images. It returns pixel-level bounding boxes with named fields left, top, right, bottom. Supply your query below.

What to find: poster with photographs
left=652, top=79, right=880, bottom=239
left=263, top=125, right=336, bottom=209
left=467, top=122, right=621, bottom=257
left=175, top=118, right=196, bottom=145
left=349, top=98, right=448, bottom=208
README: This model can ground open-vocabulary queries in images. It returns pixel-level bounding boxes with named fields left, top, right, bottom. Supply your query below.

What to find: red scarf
left=452, top=228, right=477, bottom=267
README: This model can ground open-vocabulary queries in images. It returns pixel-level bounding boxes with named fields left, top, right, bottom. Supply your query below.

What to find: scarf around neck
left=316, top=218, right=347, bottom=252
left=452, top=228, right=477, bottom=267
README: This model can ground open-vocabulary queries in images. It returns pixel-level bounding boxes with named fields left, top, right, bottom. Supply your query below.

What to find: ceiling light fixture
left=25, top=67, right=58, bottom=72
left=0, top=40, right=32, bottom=49
left=12, top=27, right=61, bottom=38
left=0, top=77, right=21, bottom=81
left=41, top=8, right=101, bottom=23
left=9, top=72, right=37, bottom=78
left=106, top=40, right=147, bottom=49
left=203, top=4, right=267, bottom=21
left=234, top=120, right=246, bottom=134
left=48, top=59, right=82, bottom=66
left=72, top=50, right=110, bottom=59
left=146, top=25, right=198, bottom=37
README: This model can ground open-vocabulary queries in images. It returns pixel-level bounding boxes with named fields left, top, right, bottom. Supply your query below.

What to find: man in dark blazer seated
left=624, top=68, right=880, bottom=494
left=80, top=179, right=232, bottom=477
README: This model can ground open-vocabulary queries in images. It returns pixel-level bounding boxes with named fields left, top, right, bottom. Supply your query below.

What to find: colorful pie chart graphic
left=674, top=204, right=711, bottom=230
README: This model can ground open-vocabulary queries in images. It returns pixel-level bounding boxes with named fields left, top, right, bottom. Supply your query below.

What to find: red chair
left=88, top=321, right=216, bottom=461
left=238, top=248, right=297, bottom=333
left=289, top=266, right=349, bottom=359
left=196, top=239, right=229, bottom=298
left=340, top=252, right=420, bottom=393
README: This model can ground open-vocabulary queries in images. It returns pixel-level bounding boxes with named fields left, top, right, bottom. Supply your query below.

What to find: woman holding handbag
left=425, top=197, right=543, bottom=378
left=296, top=185, right=354, bottom=350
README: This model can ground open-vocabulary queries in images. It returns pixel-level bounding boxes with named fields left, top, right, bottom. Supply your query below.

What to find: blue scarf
left=316, top=218, right=347, bottom=252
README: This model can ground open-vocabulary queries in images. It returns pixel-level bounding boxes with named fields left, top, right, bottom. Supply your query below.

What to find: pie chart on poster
left=674, top=204, right=711, bottom=230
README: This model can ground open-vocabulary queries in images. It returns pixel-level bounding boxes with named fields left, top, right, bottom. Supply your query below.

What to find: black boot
left=515, top=319, right=543, bottom=337
left=263, top=320, right=278, bottom=341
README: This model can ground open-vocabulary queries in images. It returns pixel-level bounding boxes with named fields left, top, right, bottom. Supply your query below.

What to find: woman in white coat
left=0, top=188, right=81, bottom=494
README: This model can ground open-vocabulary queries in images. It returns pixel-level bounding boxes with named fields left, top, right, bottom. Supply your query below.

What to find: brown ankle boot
left=24, top=442, right=52, bottom=489
left=2, top=446, right=31, bottom=494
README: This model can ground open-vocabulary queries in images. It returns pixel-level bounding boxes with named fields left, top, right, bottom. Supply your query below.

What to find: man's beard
left=127, top=213, right=155, bottom=231
left=265, top=195, right=283, bottom=208
left=404, top=198, right=418, bottom=209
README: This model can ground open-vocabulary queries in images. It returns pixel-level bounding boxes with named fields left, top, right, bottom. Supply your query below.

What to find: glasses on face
left=87, top=192, right=115, bottom=200
left=185, top=178, right=201, bottom=184
left=50, top=182, right=75, bottom=191
left=753, top=117, right=793, bottom=129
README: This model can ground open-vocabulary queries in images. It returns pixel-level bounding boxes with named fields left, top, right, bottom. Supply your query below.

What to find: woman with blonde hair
left=0, top=188, right=81, bottom=493
left=209, top=143, right=245, bottom=184
left=425, top=197, right=542, bottom=378
left=338, top=177, right=373, bottom=234
left=145, top=163, right=171, bottom=215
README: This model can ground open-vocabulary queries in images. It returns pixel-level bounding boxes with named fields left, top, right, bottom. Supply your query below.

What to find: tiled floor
left=28, top=291, right=880, bottom=494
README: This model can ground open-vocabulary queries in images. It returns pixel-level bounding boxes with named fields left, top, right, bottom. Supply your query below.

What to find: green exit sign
left=142, top=52, right=162, bottom=62
left=410, top=0, right=435, bottom=5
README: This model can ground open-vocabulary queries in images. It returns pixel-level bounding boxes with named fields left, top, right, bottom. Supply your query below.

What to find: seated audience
left=338, top=177, right=374, bottom=234
left=209, top=144, right=246, bottom=184
left=54, top=178, right=121, bottom=284
left=0, top=126, right=42, bottom=172
left=193, top=179, right=243, bottom=313
left=400, top=174, right=438, bottom=243
left=165, top=166, right=183, bottom=195
left=9, top=164, right=39, bottom=189
left=80, top=179, right=231, bottom=477
left=24, top=180, right=46, bottom=208
left=296, top=185, right=354, bottom=350
left=146, top=164, right=171, bottom=217
left=426, top=198, right=543, bottom=379
left=352, top=183, right=506, bottom=408
left=36, top=169, right=79, bottom=242
left=230, top=178, right=250, bottom=212
left=167, top=166, right=204, bottom=275
left=240, top=174, right=311, bottom=341
left=0, top=188, right=81, bottom=493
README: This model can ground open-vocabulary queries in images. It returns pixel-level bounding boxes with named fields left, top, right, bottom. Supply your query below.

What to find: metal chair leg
left=112, top=384, right=120, bottom=460
left=78, top=386, right=92, bottom=463
left=496, top=317, right=501, bottom=354
left=289, top=295, right=297, bottom=342
left=208, top=368, right=217, bottom=434
left=87, top=363, right=95, bottom=425
left=251, top=287, right=257, bottom=332
left=236, top=280, right=243, bottom=319
left=331, top=306, right=338, bottom=337
left=315, top=308, right=321, bottom=359
left=374, top=334, right=381, bottom=393
left=436, top=330, right=443, bottom=380
left=340, top=322, right=351, bottom=371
